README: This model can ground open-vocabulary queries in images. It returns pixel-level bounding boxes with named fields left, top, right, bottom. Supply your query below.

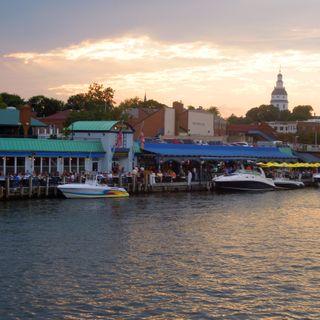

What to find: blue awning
left=142, top=143, right=297, bottom=160
left=294, top=152, right=320, bottom=163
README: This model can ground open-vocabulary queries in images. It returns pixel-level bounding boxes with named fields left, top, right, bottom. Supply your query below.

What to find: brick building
left=127, top=101, right=227, bottom=141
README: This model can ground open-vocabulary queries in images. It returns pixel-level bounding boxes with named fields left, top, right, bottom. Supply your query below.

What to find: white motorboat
left=213, top=168, right=275, bottom=192
left=273, top=178, right=304, bottom=189
left=313, top=173, right=320, bottom=187
left=58, top=177, right=129, bottom=199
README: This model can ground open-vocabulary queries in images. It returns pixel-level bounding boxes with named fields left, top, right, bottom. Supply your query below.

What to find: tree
left=290, top=105, right=313, bottom=121
left=187, top=105, right=195, bottom=110
left=28, top=95, right=64, bottom=117
left=0, top=96, right=7, bottom=109
left=207, top=106, right=221, bottom=116
left=227, top=114, right=249, bottom=124
left=118, top=97, right=143, bottom=111
left=245, top=107, right=260, bottom=122
left=279, top=110, right=291, bottom=121
left=246, top=105, right=280, bottom=122
left=118, top=97, right=167, bottom=111
left=65, top=93, right=88, bottom=111
left=64, top=82, right=115, bottom=112
left=141, top=99, right=167, bottom=109
left=0, top=92, right=25, bottom=108
left=86, top=82, right=115, bottom=111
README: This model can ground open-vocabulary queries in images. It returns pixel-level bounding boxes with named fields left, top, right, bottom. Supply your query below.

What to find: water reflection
left=0, top=190, right=320, bottom=319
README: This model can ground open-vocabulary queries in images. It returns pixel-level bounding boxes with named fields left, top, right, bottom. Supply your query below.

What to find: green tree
left=290, top=105, right=313, bottom=121
left=0, top=92, right=25, bottom=108
left=245, top=107, right=260, bottom=122
left=64, top=83, right=115, bottom=112
left=0, top=96, right=7, bottom=109
left=246, top=105, right=280, bottom=122
left=279, top=110, right=291, bottom=121
left=207, top=106, right=221, bottom=116
left=187, top=105, right=195, bottom=110
left=118, top=97, right=142, bottom=111
left=86, top=82, right=115, bottom=111
left=65, top=93, right=88, bottom=111
left=227, top=114, right=249, bottom=124
left=141, top=99, right=167, bottom=109
left=28, top=95, right=64, bottom=117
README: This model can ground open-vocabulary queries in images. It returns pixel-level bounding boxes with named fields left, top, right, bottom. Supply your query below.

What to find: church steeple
left=144, top=91, right=147, bottom=102
left=270, top=70, right=288, bottom=111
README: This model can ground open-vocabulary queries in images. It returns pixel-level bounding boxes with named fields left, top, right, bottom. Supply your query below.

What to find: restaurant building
left=0, top=120, right=134, bottom=175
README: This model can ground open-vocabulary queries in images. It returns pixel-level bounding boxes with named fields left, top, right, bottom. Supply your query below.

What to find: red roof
left=41, top=109, right=71, bottom=121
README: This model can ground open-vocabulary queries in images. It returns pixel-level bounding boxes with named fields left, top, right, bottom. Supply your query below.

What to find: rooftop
left=68, top=121, right=120, bottom=132
left=0, top=138, right=104, bottom=153
left=0, top=109, right=47, bottom=127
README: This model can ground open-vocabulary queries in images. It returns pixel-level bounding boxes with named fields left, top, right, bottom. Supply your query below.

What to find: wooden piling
left=28, top=177, right=32, bottom=198
left=45, top=177, right=49, bottom=196
left=5, top=177, right=10, bottom=199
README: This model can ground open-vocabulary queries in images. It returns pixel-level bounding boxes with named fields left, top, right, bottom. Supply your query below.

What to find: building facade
left=267, top=121, right=298, bottom=134
left=128, top=101, right=227, bottom=141
left=270, top=72, right=288, bottom=111
left=0, top=121, right=135, bottom=175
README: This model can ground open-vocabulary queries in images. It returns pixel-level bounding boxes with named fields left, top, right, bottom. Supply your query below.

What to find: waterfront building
left=137, top=142, right=297, bottom=174
left=227, top=123, right=277, bottom=143
left=0, top=106, right=46, bottom=137
left=267, top=121, right=298, bottom=134
left=0, top=120, right=134, bottom=175
left=39, top=109, right=71, bottom=135
left=270, top=71, right=289, bottom=111
left=128, top=101, right=227, bottom=142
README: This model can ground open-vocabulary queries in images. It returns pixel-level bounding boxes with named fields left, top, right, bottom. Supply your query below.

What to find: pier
left=0, top=176, right=315, bottom=200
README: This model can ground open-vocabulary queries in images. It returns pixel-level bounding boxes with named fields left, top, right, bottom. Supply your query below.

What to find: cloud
left=4, top=36, right=225, bottom=63
left=3, top=35, right=320, bottom=116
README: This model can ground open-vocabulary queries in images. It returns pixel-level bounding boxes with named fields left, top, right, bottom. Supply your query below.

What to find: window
left=16, top=157, right=25, bottom=174
left=34, top=157, right=41, bottom=174
left=6, top=157, right=14, bottom=175
left=71, top=158, right=77, bottom=173
left=0, top=157, right=4, bottom=176
left=42, top=157, right=50, bottom=174
left=64, top=158, right=70, bottom=172
left=50, top=158, right=58, bottom=173
left=79, top=158, right=85, bottom=173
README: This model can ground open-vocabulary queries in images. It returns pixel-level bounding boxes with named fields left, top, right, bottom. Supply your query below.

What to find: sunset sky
left=1, top=0, right=320, bottom=116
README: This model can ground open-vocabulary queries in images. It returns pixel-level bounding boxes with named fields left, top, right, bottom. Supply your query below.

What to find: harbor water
left=1, top=190, right=320, bottom=319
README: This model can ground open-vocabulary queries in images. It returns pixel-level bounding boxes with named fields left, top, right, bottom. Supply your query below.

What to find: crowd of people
left=0, top=160, right=318, bottom=189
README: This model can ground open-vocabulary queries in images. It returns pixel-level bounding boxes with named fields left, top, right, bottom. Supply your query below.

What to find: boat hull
left=58, top=185, right=129, bottom=199
left=274, top=180, right=304, bottom=190
left=214, top=180, right=275, bottom=191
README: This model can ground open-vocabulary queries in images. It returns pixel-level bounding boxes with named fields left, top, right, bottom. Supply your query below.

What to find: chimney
left=19, top=105, right=32, bottom=137
left=172, top=101, right=184, bottom=135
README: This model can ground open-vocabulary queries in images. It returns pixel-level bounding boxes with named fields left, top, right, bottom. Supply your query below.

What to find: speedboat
left=273, top=178, right=304, bottom=189
left=213, top=168, right=275, bottom=192
left=58, top=177, right=129, bottom=199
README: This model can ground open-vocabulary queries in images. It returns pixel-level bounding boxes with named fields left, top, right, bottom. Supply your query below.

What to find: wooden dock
left=0, top=176, right=316, bottom=201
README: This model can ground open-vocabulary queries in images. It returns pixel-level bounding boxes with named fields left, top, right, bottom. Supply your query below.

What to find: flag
left=140, top=125, right=145, bottom=149
left=116, top=130, right=123, bottom=148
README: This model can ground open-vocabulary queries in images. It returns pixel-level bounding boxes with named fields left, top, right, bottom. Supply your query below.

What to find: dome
left=272, top=87, right=287, bottom=96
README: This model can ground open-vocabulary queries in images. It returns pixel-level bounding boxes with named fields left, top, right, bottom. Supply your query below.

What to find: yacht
left=213, top=168, right=275, bottom=192
left=313, top=173, right=320, bottom=187
left=58, top=176, right=129, bottom=199
left=273, top=177, right=304, bottom=189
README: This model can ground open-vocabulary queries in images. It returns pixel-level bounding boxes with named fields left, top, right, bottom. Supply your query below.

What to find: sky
left=1, top=0, right=320, bottom=116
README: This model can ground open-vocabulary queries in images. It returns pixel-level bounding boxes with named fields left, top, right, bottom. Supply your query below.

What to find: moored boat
left=58, top=176, right=129, bottom=199
left=213, top=168, right=275, bottom=192
left=273, top=178, right=304, bottom=189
